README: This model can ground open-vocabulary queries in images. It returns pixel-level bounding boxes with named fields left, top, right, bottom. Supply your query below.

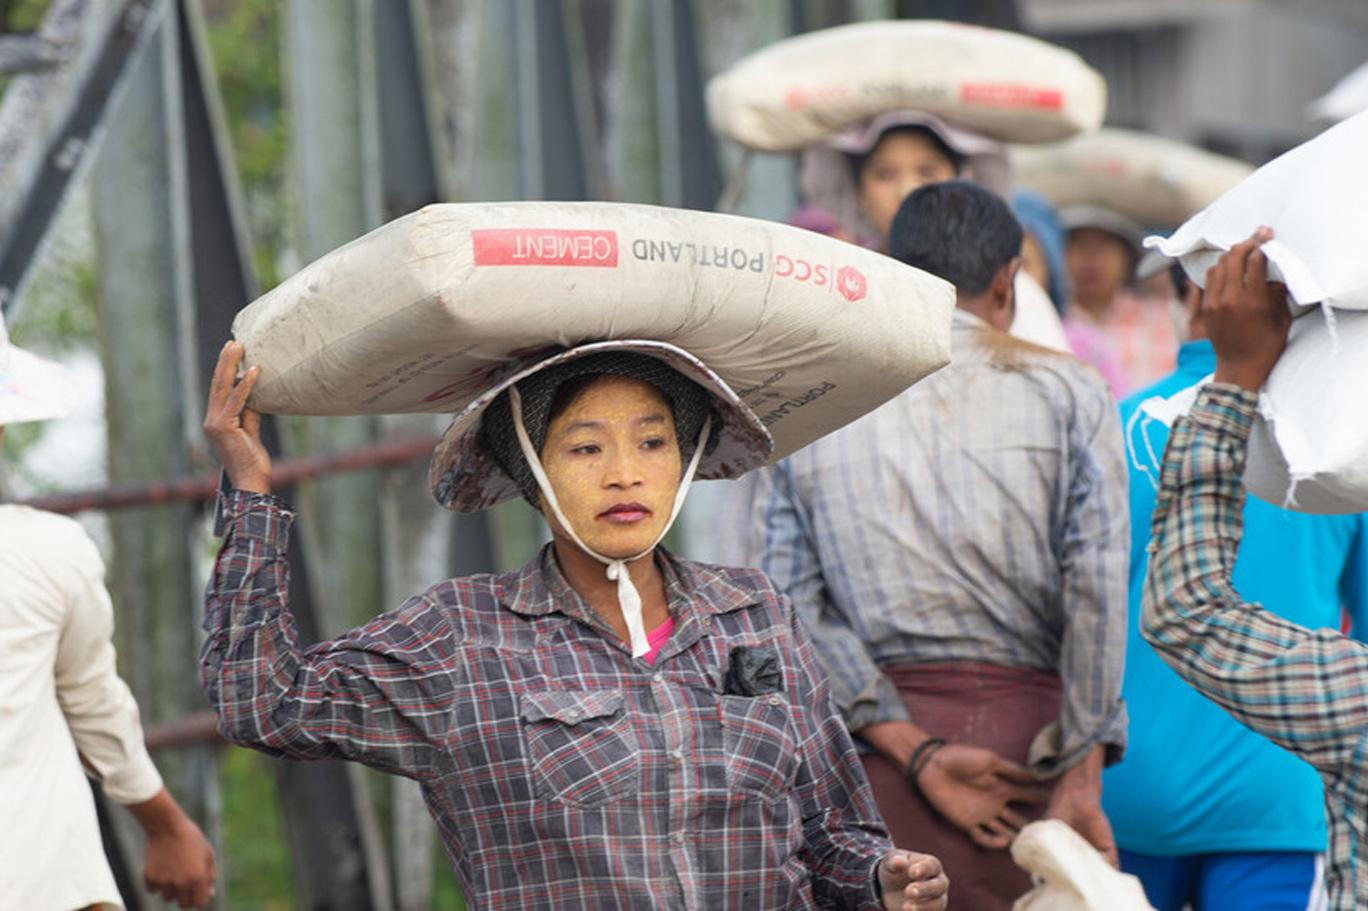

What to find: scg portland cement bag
left=706, top=21, right=1106, bottom=152
left=1012, top=129, right=1253, bottom=229
left=233, top=202, right=955, bottom=466
left=1011, top=821, right=1155, bottom=911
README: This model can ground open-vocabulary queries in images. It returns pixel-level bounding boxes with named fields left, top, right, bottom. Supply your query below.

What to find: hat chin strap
left=508, top=386, right=712, bottom=658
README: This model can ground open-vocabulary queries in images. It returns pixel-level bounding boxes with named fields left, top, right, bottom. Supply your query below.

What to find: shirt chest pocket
left=718, top=693, right=800, bottom=802
left=520, top=689, right=640, bottom=808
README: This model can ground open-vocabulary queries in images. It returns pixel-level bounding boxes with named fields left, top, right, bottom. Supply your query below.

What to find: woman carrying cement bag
left=201, top=201, right=957, bottom=909
left=1011, top=821, right=1155, bottom=911
left=1140, top=112, right=1368, bottom=512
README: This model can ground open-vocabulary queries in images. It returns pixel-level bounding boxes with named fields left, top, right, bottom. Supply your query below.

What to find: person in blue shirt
left=1103, top=263, right=1368, bottom=910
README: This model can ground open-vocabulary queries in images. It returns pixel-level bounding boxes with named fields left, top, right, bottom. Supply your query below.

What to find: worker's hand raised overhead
left=1205, top=226, right=1292, bottom=392
left=204, top=340, right=271, bottom=494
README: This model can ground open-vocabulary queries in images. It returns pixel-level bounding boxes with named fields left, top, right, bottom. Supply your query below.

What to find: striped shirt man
left=758, top=310, right=1130, bottom=773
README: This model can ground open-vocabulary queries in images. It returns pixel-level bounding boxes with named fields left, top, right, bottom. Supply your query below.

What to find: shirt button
left=767, top=694, right=782, bottom=707
left=565, top=710, right=581, bottom=721
left=669, top=749, right=683, bottom=764
left=671, top=831, right=685, bottom=845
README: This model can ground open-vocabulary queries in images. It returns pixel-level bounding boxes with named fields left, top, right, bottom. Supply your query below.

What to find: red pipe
left=17, top=435, right=441, bottom=515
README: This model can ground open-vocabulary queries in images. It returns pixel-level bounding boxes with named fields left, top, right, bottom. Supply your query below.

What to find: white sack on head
left=1139, top=307, right=1368, bottom=514
left=1308, top=59, right=1368, bottom=123
left=1148, top=110, right=1368, bottom=310
left=1011, top=272, right=1069, bottom=352
left=1012, top=129, right=1253, bottom=230
left=232, top=201, right=955, bottom=469
left=1011, top=820, right=1155, bottom=911
left=706, top=21, right=1105, bottom=153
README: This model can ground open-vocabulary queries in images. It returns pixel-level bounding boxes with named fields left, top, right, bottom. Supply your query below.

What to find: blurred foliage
left=202, top=0, right=289, bottom=290
left=1, top=0, right=51, bottom=32
left=219, top=747, right=293, bottom=911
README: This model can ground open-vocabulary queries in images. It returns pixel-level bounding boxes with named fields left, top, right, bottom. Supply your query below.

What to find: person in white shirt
left=0, top=311, right=216, bottom=910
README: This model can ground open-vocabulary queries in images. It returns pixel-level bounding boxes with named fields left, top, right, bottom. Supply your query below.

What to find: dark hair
left=850, top=125, right=965, bottom=183
left=1169, top=261, right=1192, bottom=299
left=887, top=180, right=1023, bottom=295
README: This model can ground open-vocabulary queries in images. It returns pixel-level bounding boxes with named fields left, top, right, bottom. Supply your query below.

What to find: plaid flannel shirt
left=758, top=311, right=1129, bottom=776
left=201, top=491, right=892, bottom=910
left=1142, top=384, right=1368, bottom=909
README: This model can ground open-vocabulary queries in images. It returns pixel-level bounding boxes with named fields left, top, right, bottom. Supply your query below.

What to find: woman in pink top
left=1060, top=206, right=1177, bottom=396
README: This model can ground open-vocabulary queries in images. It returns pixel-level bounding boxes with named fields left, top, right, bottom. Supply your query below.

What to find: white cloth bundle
left=1011, top=820, right=1155, bottom=911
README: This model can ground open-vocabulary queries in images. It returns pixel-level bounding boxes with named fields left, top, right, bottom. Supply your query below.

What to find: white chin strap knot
left=508, top=385, right=712, bottom=658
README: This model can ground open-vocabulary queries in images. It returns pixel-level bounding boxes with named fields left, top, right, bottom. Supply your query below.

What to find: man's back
left=766, top=311, right=1126, bottom=674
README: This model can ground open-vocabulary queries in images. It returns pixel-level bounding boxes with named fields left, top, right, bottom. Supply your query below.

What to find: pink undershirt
left=642, top=617, right=675, bottom=666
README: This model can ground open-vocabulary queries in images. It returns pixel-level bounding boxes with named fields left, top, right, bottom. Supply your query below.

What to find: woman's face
left=857, top=130, right=960, bottom=240
left=539, top=375, right=683, bottom=560
left=1065, top=227, right=1133, bottom=305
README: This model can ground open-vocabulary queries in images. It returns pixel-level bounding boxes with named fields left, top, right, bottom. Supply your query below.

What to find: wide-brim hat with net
left=429, top=339, right=773, bottom=512
left=0, top=311, right=78, bottom=426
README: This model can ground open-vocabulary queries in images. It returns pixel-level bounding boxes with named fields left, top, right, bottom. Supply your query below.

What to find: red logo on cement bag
left=472, top=229, right=619, bottom=267
left=959, top=83, right=1064, bottom=111
left=836, top=266, right=868, bottom=303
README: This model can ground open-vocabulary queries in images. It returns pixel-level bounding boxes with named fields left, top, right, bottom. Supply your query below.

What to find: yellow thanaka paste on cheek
left=539, top=376, right=683, bottom=560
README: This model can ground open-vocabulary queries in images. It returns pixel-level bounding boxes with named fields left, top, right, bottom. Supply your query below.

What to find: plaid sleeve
left=782, top=594, right=892, bottom=910
left=1141, top=385, right=1368, bottom=775
left=1035, top=380, right=1129, bottom=776
left=200, top=490, right=453, bottom=781
left=760, top=464, right=909, bottom=731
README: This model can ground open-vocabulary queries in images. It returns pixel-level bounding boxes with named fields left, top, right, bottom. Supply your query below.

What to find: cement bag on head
left=233, top=202, right=955, bottom=466
left=706, top=21, right=1106, bottom=152
left=1139, top=307, right=1368, bottom=514
left=1011, top=821, right=1155, bottom=911
left=1011, top=272, right=1069, bottom=352
left=1148, top=110, right=1368, bottom=309
left=1012, top=129, right=1253, bottom=230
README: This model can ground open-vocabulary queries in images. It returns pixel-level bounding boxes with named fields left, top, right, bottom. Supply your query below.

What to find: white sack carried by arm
left=232, top=201, right=955, bottom=468
left=1135, top=112, right=1368, bottom=514
left=1138, top=308, right=1368, bottom=514
left=1011, top=820, right=1155, bottom=911
left=1148, top=109, right=1368, bottom=310
left=1012, top=128, right=1252, bottom=230
left=706, top=20, right=1105, bottom=152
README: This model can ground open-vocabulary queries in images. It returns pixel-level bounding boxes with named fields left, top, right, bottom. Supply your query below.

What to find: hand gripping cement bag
left=1137, top=111, right=1368, bottom=513
left=706, top=20, right=1106, bottom=152
left=232, top=202, right=955, bottom=468
left=1011, top=821, right=1155, bottom=911
left=1012, top=129, right=1253, bottom=229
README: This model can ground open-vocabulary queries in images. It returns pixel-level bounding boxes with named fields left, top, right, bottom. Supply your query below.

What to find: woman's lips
left=598, top=502, right=652, bottom=523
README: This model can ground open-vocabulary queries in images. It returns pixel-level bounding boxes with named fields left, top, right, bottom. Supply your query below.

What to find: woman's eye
left=641, top=437, right=667, bottom=450
left=571, top=444, right=600, bottom=455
